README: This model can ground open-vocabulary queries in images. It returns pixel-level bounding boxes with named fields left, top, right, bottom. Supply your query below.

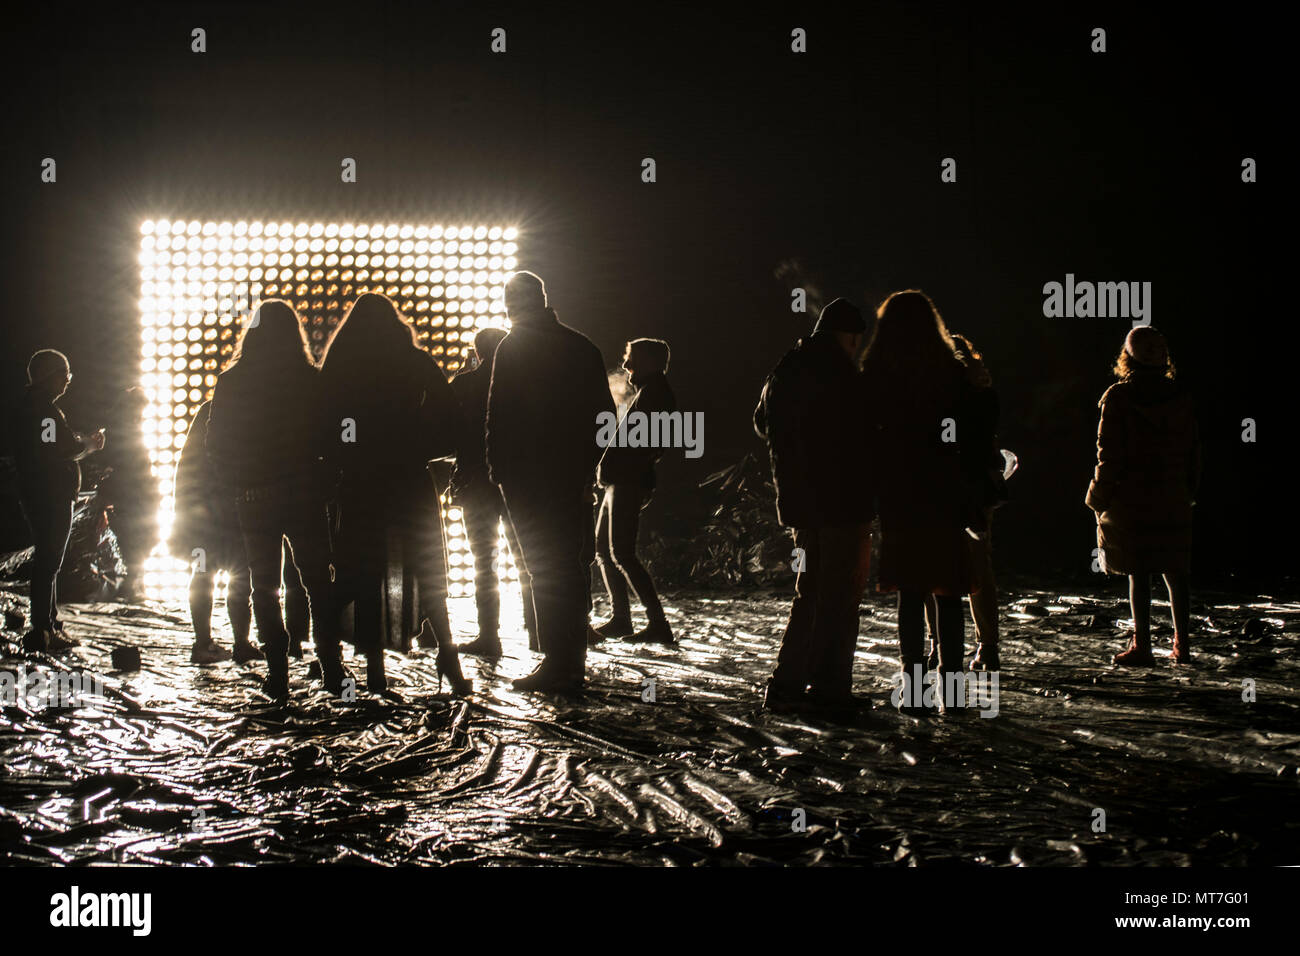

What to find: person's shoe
left=191, top=641, right=233, bottom=664
left=592, top=617, right=634, bottom=639
left=511, top=660, right=584, bottom=694
left=366, top=652, right=388, bottom=694
left=1171, top=632, right=1191, bottom=664
left=762, top=678, right=807, bottom=713
left=21, top=629, right=50, bottom=654
left=262, top=652, right=290, bottom=703
left=459, top=634, right=503, bottom=657
left=288, top=638, right=304, bottom=660
left=1112, top=634, right=1155, bottom=666
left=805, top=687, right=861, bottom=719
left=970, top=642, right=1000, bottom=671
left=315, top=641, right=353, bottom=696
left=232, top=641, right=264, bottom=664
left=437, top=644, right=473, bottom=696
left=622, top=620, right=675, bottom=645
left=47, top=628, right=80, bottom=651
left=585, top=625, right=606, bottom=647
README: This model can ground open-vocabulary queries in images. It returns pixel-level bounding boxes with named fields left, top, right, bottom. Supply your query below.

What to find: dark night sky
left=0, top=2, right=1289, bottom=584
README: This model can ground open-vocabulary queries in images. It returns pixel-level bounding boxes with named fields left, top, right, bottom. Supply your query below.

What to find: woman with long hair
left=320, top=292, right=469, bottom=695
left=862, top=290, right=974, bottom=713
left=1086, top=326, right=1200, bottom=665
left=206, top=300, right=339, bottom=702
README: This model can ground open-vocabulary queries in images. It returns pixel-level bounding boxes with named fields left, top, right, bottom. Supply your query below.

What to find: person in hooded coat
left=754, top=298, right=874, bottom=712
left=1086, top=326, right=1200, bottom=665
left=486, top=271, right=615, bottom=693
left=450, top=326, right=536, bottom=657
left=320, top=292, right=469, bottom=695
left=863, top=290, right=975, bottom=714
left=206, top=300, right=337, bottom=703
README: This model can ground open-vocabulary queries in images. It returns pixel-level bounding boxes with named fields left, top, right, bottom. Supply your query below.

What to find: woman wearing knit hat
left=1086, top=327, right=1201, bottom=665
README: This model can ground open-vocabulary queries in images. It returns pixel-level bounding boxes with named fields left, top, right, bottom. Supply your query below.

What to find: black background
left=0, top=1, right=1287, bottom=587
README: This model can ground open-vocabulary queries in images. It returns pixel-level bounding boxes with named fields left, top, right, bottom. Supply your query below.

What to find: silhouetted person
left=320, top=292, right=470, bottom=695
left=13, top=349, right=105, bottom=653
left=98, top=385, right=153, bottom=600
left=450, top=326, right=536, bottom=657
left=174, top=400, right=309, bottom=664
left=487, top=271, right=615, bottom=692
left=754, top=299, right=873, bottom=712
left=590, top=338, right=677, bottom=645
left=924, top=333, right=1007, bottom=671
left=1087, top=326, right=1200, bottom=665
left=863, top=291, right=973, bottom=714
left=207, top=301, right=337, bottom=703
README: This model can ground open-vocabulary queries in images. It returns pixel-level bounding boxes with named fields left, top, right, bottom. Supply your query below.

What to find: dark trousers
left=594, top=483, right=665, bottom=625
left=902, top=591, right=963, bottom=671
left=501, top=483, right=593, bottom=670
left=189, top=540, right=305, bottom=646
left=772, top=523, right=871, bottom=698
left=24, top=495, right=74, bottom=634
left=236, top=495, right=335, bottom=657
left=461, top=481, right=535, bottom=640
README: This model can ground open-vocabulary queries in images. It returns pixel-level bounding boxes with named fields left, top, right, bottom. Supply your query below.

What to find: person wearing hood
left=590, top=337, right=678, bottom=646
left=1086, top=326, right=1200, bottom=665
left=753, top=298, right=874, bottom=712
left=486, top=271, right=616, bottom=693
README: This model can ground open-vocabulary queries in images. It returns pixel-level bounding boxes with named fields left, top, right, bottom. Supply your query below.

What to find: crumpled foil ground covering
left=1, top=581, right=1296, bottom=866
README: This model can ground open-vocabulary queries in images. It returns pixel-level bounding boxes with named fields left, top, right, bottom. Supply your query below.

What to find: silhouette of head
left=233, top=300, right=313, bottom=370
left=472, top=327, right=508, bottom=366
left=27, top=349, right=71, bottom=398
left=812, top=298, right=865, bottom=360
left=504, top=271, right=547, bottom=322
left=622, top=338, right=670, bottom=386
left=1116, top=326, right=1174, bottom=380
left=864, top=290, right=957, bottom=382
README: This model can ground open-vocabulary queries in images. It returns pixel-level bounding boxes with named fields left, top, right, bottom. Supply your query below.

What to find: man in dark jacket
left=590, top=337, right=677, bottom=645
left=451, top=326, right=536, bottom=657
left=487, top=271, right=615, bottom=692
left=14, top=349, right=105, bottom=652
left=753, top=299, right=873, bottom=711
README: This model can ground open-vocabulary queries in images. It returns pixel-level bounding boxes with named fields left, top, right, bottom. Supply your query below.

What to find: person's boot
left=1171, top=632, right=1191, bottom=665
left=22, top=629, right=50, bottom=654
left=1112, top=632, right=1155, bottom=666
left=623, top=619, right=675, bottom=645
left=585, top=625, right=606, bottom=647
left=970, top=642, right=1000, bottom=671
left=896, top=660, right=929, bottom=717
left=511, top=657, right=584, bottom=693
left=262, top=642, right=290, bottom=703
left=418, top=621, right=472, bottom=695
left=592, top=616, right=634, bottom=639
left=762, top=677, right=807, bottom=714
left=47, top=622, right=79, bottom=651
left=232, top=640, right=264, bottom=664
left=315, top=639, right=353, bottom=696
left=459, top=633, right=503, bottom=657
left=191, top=640, right=233, bottom=664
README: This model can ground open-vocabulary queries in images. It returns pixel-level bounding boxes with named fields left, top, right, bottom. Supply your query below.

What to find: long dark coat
left=1086, top=373, right=1200, bottom=574
left=753, top=332, right=873, bottom=529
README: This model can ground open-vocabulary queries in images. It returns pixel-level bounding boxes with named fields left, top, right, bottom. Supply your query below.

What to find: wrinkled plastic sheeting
left=0, top=581, right=1297, bottom=866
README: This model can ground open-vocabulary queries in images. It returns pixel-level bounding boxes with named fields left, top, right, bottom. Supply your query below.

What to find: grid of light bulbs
left=137, top=219, right=521, bottom=603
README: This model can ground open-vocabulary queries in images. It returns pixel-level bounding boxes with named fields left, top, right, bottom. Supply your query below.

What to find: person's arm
left=1086, top=389, right=1126, bottom=512
left=205, top=378, right=238, bottom=494
left=764, top=365, right=819, bottom=526
left=418, top=356, right=461, bottom=463
left=485, top=342, right=519, bottom=487
left=584, top=346, right=617, bottom=477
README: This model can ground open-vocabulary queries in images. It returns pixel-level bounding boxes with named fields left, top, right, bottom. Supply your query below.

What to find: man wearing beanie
left=754, top=298, right=874, bottom=713
left=14, top=349, right=106, bottom=653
